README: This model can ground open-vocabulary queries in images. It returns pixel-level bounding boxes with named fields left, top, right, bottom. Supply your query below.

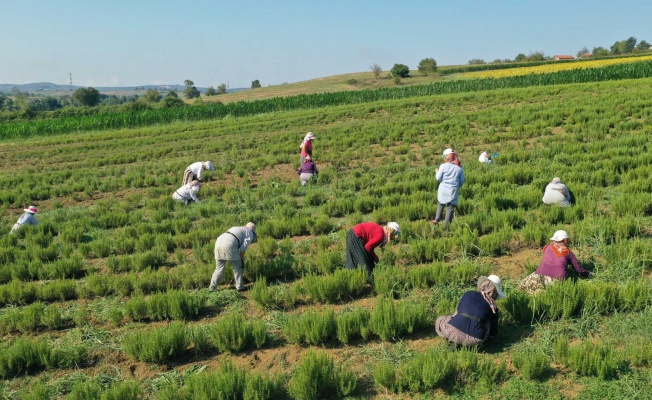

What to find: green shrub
left=336, top=308, right=371, bottom=344
left=369, top=297, right=429, bottom=341
left=210, top=311, right=267, bottom=353
left=513, top=348, right=550, bottom=380
left=283, top=309, right=336, bottom=346
left=288, top=350, right=356, bottom=400
left=122, top=321, right=189, bottom=363
left=565, top=341, right=620, bottom=379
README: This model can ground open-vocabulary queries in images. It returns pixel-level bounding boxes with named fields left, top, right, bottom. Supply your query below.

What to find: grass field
left=1, top=64, right=652, bottom=399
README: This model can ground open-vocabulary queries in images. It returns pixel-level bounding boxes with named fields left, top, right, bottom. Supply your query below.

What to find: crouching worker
left=478, top=151, right=493, bottom=164
left=210, top=222, right=257, bottom=292
left=435, top=275, right=505, bottom=347
left=297, top=155, right=318, bottom=186
left=183, top=161, right=214, bottom=185
left=11, top=206, right=39, bottom=234
left=518, top=230, right=590, bottom=294
left=542, top=177, right=571, bottom=207
left=345, top=222, right=400, bottom=275
left=172, top=180, right=201, bottom=205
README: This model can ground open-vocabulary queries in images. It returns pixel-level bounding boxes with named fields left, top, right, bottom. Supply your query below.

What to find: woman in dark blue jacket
left=435, top=275, right=505, bottom=347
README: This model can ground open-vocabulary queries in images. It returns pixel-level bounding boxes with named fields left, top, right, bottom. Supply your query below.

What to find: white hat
left=442, top=148, right=454, bottom=157
left=246, top=222, right=257, bottom=233
left=307, top=132, right=316, bottom=140
left=550, top=230, right=569, bottom=242
left=204, top=161, right=215, bottom=171
left=478, top=275, right=506, bottom=300
left=387, top=222, right=401, bottom=237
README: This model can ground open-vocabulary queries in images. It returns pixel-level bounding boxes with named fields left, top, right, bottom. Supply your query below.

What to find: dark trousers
left=345, top=229, right=375, bottom=274
left=435, top=203, right=456, bottom=229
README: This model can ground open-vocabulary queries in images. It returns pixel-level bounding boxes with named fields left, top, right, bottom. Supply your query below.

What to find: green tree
left=525, top=51, right=546, bottom=62
left=610, top=37, right=637, bottom=55
left=592, top=46, right=610, bottom=57
left=468, top=59, right=486, bottom=65
left=635, top=40, right=651, bottom=52
left=390, top=64, right=410, bottom=78
left=514, top=53, right=527, bottom=62
left=142, top=89, right=162, bottom=103
left=370, top=63, right=382, bottom=79
left=73, top=87, right=100, bottom=106
left=183, top=79, right=200, bottom=99
left=30, top=96, right=62, bottom=111
left=576, top=46, right=590, bottom=58
left=417, top=57, right=437, bottom=75
left=205, top=86, right=217, bottom=96
left=251, top=80, right=261, bottom=89
left=161, top=93, right=185, bottom=108
left=217, top=84, right=227, bottom=94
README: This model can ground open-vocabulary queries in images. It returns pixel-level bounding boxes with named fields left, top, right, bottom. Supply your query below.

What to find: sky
left=1, top=0, right=651, bottom=89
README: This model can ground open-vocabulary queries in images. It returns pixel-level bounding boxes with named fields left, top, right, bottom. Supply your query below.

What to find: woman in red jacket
left=345, top=221, right=400, bottom=274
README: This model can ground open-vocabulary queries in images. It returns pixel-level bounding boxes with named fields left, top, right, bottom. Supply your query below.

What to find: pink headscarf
left=444, top=152, right=462, bottom=167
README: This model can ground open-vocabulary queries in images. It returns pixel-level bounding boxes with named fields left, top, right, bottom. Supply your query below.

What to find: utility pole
left=69, top=73, right=72, bottom=92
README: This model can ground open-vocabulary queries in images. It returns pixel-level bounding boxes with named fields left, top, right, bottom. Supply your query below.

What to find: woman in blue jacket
left=435, top=275, right=505, bottom=347
left=432, top=148, right=465, bottom=229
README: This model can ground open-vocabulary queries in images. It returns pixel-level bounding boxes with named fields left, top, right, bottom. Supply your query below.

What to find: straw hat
left=245, top=222, right=257, bottom=233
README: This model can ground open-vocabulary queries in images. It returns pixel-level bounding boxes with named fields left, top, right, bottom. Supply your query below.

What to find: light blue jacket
left=435, top=163, right=465, bottom=205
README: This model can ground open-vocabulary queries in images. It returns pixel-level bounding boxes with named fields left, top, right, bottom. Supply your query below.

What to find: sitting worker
left=435, top=275, right=505, bottom=347
left=542, top=177, right=571, bottom=207
left=518, top=230, right=590, bottom=294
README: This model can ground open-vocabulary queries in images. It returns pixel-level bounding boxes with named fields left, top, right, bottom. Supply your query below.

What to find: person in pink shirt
left=518, top=230, right=590, bottom=294
left=299, top=132, right=316, bottom=163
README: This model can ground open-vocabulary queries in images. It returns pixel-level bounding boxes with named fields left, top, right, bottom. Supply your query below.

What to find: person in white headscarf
left=183, top=161, right=215, bottom=185
left=172, top=180, right=201, bottom=205
left=478, top=151, right=493, bottom=164
left=542, top=177, right=571, bottom=207
left=11, top=206, right=39, bottom=233
left=299, top=132, right=316, bottom=164
left=432, top=148, right=465, bottom=229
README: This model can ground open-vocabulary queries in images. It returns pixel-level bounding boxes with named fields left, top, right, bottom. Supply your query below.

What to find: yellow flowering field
left=464, top=55, right=652, bottom=78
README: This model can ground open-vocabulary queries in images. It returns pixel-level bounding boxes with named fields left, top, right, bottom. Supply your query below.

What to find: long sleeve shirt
left=352, top=222, right=385, bottom=262
left=435, top=162, right=465, bottom=205
left=535, top=244, right=587, bottom=280
left=300, top=141, right=313, bottom=157
left=214, top=226, right=256, bottom=261
left=186, top=162, right=206, bottom=181
left=173, top=184, right=200, bottom=203
left=542, top=182, right=570, bottom=206
left=448, top=291, right=498, bottom=340
left=11, top=212, right=38, bottom=233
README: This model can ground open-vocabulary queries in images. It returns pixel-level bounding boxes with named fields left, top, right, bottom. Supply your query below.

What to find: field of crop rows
left=1, top=75, right=652, bottom=399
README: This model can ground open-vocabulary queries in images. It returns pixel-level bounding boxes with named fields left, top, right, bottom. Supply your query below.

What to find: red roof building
left=552, top=55, right=575, bottom=60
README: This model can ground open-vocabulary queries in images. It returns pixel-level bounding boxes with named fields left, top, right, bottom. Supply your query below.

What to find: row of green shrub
left=250, top=268, right=369, bottom=309
left=0, top=337, right=89, bottom=378
left=501, top=279, right=652, bottom=325
left=0, top=264, right=211, bottom=307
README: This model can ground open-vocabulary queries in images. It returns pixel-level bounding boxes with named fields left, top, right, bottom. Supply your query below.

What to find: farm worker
left=435, top=275, right=505, bottom=347
left=209, top=222, right=257, bottom=292
left=172, top=180, right=201, bottom=205
left=345, top=222, right=400, bottom=274
left=478, top=151, right=493, bottom=164
left=10, top=206, right=39, bottom=234
left=542, top=177, right=571, bottom=207
left=297, top=155, right=318, bottom=186
left=431, top=148, right=465, bottom=229
left=518, top=230, right=590, bottom=294
left=183, top=161, right=215, bottom=185
left=299, top=132, right=316, bottom=164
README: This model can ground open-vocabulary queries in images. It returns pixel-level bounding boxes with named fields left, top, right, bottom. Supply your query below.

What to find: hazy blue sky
left=1, top=0, right=650, bottom=88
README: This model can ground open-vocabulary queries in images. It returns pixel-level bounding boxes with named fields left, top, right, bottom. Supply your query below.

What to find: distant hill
left=0, top=82, right=247, bottom=95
